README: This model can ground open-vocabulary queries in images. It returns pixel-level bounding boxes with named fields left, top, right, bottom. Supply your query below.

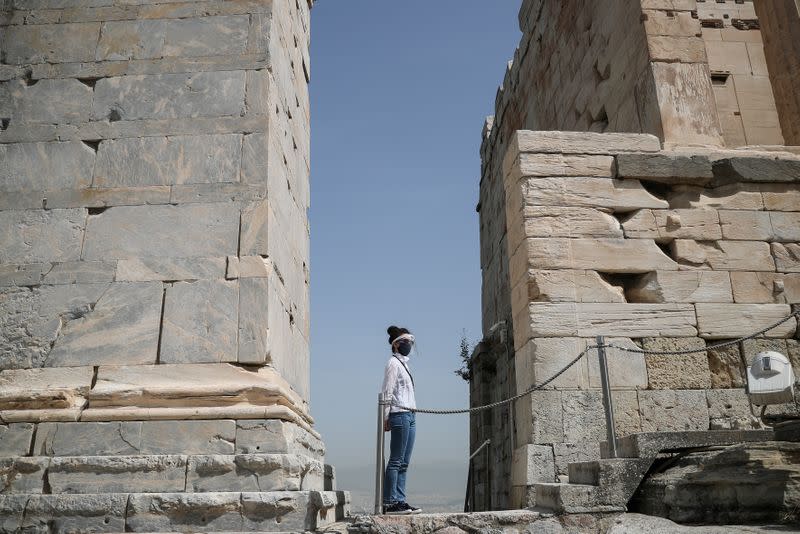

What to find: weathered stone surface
left=515, top=153, right=614, bottom=177
left=187, top=454, right=323, bottom=492
left=48, top=455, right=187, bottom=493
left=0, top=283, right=108, bottom=369
left=707, top=341, right=747, bottom=389
left=622, top=209, right=721, bottom=241
left=511, top=444, right=555, bottom=486
left=615, top=153, right=713, bottom=183
left=562, top=391, right=606, bottom=443
left=641, top=337, right=711, bottom=389
left=762, top=183, right=800, bottom=211
left=521, top=177, right=669, bottom=212
left=235, top=420, right=325, bottom=458
left=713, top=156, right=800, bottom=184
left=41, top=261, right=116, bottom=285
left=239, top=199, right=270, bottom=257
left=45, top=282, right=162, bottom=367
left=20, top=494, right=127, bottom=533
left=0, top=457, right=48, bottom=493
left=667, top=183, right=764, bottom=210
left=0, top=79, right=92, bottom=124
left=628, top=271, right=732, bottom=303
left=94, top=134, right=242, bottom=187
left=238, top=256, right=271, bottom=278
left=96, top=15, right=249, bottom=60
left=0, top=494, right=26, bottom=532
left=140, top=420, right=236, bottom=455
left=706, top=389, right=759, bottom=430
left=772, top=243, right=800, bottom=273
left=631, top=442, right=800, bottom=524
left=92, top=71, right=247, bottom=121
left=638, top=390, right=709, bottom=432
left=115, top=256, right=226, bottom=282
left=515, top=337, right=589, bottom=390
left=695, top=303, right=796, bottom=339
left=719, top=210, right=773, bottom=241
left=170, top=182, right=265, bottom=204
left=672, top=239, right=775, bottom=271
left=0, top=263, right=46, bottom=287
left=610, top=390, right=642, bottom=437
left=520, top=238, right=678, bottom=273
left=587, top=338, right=647, bottom=390
left=521, top=270, right=625, bottom=304
left=160, top=280, right=238, bottom=364
left=1, top=22, right=100, bottom=64
left=509, top=131, right=661, bottom=157
left=0, top=208, right=86, bottom=264
left=0, top=423, right=33, bottom=456
left=40, top=186, right=173, bottom=209
left=0, top=366, right=93, bottom=422
left=731, top=272, right=800, bottom=304
left=516, top=390, right=563, bottom=444
left=517, top=206, right=623, bottom=240
left=552, top=441, right=600, bottom=477
left=82, top=203, right=239, bottom=260
left=769, top=212, right=800, bottom=242
left=239, top=277, right=270, bottom=364
left=522, top=303, right=697, bottom=340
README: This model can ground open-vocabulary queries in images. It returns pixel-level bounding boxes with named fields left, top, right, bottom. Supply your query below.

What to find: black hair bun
left=387, top=325, right=410, bottom=344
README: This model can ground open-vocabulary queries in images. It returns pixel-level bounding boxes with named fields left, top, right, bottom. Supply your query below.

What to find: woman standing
left=381, top=325, right=422, bottom=515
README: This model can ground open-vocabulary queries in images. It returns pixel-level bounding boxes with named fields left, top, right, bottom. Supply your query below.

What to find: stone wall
left=0, top=0, right=347, bottom=530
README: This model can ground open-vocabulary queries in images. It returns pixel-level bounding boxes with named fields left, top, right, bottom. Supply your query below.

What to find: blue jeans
left=383, top=411, right=415, bottom=504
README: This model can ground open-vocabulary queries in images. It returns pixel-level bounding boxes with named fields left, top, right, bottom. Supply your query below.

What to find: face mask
left=397, top=341, right=412, bottom=356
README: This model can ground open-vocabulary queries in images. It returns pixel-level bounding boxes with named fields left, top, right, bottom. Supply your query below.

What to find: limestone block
left=87, top=364, right=311, bottom=426
left=713, top=157, right=800, bottom=184
left=96, top=15, right=249, bottom=60
left=0, top=79, right=92, bottom=124
left=621, top=209, right=721, bottom=241
left=21, top=494, right=127, bottom=533
left=0, top=283, right=108, bottom=369
left=0, top=495, right=26, bottom=532
left=587, top=338, right=647, bottom=390
left=41, top=186, right=173, bottom=209
left=707, top=344, right=746, bottom=389
left=719, top=210, right=773, bottom=240
left=515, top=153, right=615, bottom=177
left=772, top=243, right=800, bottom=273
left=761, top=184, right=800, bottom=211
left=159, top=280, right=238, bottom=364
left=115, top=256, right=226, bottom=282
left=515, top=337, right=589, bottom=390
left=769, top=212, right=800, bottom=242
left=641, top=337, right=711, bottom=389
left=523, top=303, right=697, bottom=340
left=516, top=207, right=623, bottom=242
left=516, top=390, right=563, bottom=444
left=46, top=282, right=162, bottom=367
left=696, top=303, right=796, bottom=339
left=731, top=272, right=800, bottom=304
left=42, top=261, right=116, bottom=285
left=643, top=9, right=701, bottom=36
left=94, top=134, right=242, bottom=187
left=0, top=457, right=47, bottom=493
left=521, top=238, right=678, bottom=273
left=0, top=423, right=33, bottom=456
left=610, top=390, right=642, bottom=436
left=0, top=208, right=86, bottom=264
left=187, top=454, right=321, bottom=492
left=0, top=263, right=46, bottom=287
left=615, top=153, right=713, bottom=184
left=667, top=183, right=764, bottom=210
left=240, top=199, right=270, bottom=257
left=92, top=71, right=247, bottom=121
left=235, top=420, right=325, bottom=458
left=1, top=23, right=100, bottom=64
left=239, top=277, right=270, bottom=364
left=672, top=240, right=775, bottom=271
left=562, top=390, right=607, bottom=443
left=552, top=442, right=600, bottom=477
left=0, top=367, right=93, bottom=422
left=239, top=256, right=271, bottom=278
left=48, top=455, right=187, bottom=493
left=638, top=390, right=709, bottom=432
left=741, top=339, right=790, bottom=367
left=511, top=445, right=556, bottom=486
left=706, top=389, right=759, bottom=430
left=628, top=271, right=733, bottom=303
left=521, top=177, right=669, bottom=212
left=521, top=270, right=625, bottom=304
left=82, top=203, right=239, bottom=260
left=647, top=36, right=707, bottom=63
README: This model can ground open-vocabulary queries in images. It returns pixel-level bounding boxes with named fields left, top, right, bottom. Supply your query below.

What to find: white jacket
left=381, top=353, right=416, bottom=421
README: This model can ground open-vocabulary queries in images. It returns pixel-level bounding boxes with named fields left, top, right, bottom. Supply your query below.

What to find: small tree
left=454, top=329, right=472, bottom=382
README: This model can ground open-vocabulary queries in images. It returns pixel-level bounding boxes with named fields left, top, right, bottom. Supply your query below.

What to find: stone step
left=600, top=429, right=775, bottom=459
left=567, top=458, right=653, bottom=505
left=0, top=453, right=324, bottom=495
left=531, top=482, right=625, bottom=513
left=0, top=490, right=350, bottom=533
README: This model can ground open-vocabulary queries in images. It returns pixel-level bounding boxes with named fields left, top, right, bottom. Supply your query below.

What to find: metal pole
left=374, top=393, right=386, bottom=515
left=596, top=336, right=618, bottom=458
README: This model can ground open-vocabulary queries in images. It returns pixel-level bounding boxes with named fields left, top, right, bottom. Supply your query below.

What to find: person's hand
left=384, top=420, right=390, bottom=431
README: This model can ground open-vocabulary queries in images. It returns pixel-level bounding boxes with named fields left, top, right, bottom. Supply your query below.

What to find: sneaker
left=383, top=502, right=411, bottom=515
left=399, top=502, right=422, bottom=514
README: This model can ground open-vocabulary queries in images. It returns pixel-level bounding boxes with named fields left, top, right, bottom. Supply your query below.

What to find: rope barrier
left=387, top=310, right=800, bottom=415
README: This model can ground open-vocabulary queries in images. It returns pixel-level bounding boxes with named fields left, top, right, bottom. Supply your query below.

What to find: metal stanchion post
left=374, top=393, right=386, bottom=515
left=596, top=336, right=618, bottom=458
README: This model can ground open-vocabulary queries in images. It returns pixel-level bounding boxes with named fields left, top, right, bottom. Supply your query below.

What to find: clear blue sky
left=309, top=0, right=522, bottom=511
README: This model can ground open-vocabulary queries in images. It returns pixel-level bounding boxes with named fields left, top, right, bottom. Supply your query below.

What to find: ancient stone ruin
left=0, top=0, right=348, bottom=531
left=471, top=0, right=800, bottom=520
